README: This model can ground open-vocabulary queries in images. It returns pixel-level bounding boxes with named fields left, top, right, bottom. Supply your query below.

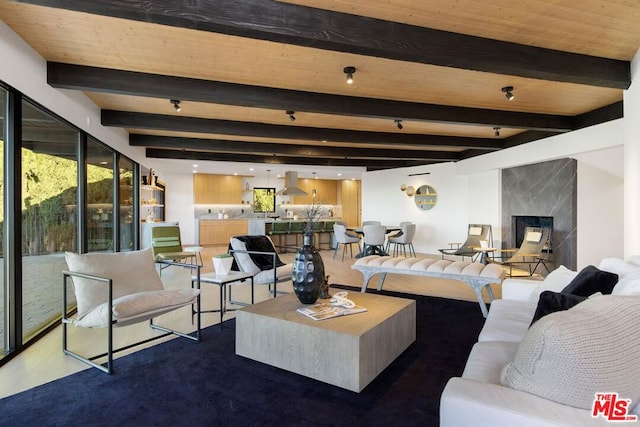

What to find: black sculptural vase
left=292, top=233, right=325, bottom=304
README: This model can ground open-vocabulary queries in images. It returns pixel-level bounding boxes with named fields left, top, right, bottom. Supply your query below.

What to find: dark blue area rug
left=0, top=286, right=486, bottom=427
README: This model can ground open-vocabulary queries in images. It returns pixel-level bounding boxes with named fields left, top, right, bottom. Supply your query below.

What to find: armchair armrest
left=62, top=270, right=113, bottom=324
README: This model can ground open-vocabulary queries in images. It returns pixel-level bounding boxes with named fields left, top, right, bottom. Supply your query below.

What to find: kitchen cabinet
left=291, top=179, right=338, bottom=205
left=340, top=180, right=361, bottom=226
left=194, top=174, right=242, bottom=204
left=199, top=219, right=248, bottom=245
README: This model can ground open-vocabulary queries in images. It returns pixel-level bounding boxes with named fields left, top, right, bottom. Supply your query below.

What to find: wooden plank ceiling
left=2, top=0, right=639, bottom=171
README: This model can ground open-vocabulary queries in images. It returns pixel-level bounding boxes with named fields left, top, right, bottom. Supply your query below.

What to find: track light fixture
left=493, top=127, right=501, bottom=137
left=501, top=86, right=515, bottom=101
left=286, top=110, right=296, bottom=121
left=343, top=66, right=356, bottom=84
left=395, top=119, right=403, bottom=130
left=170, top=99, right=181, bottom=112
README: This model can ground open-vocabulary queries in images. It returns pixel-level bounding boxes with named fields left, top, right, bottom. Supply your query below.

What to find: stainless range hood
left=276, top=171, right=308, bottom=196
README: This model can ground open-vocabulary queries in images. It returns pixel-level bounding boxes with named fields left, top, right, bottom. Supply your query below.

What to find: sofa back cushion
left=501, top=295, right=640, bottom=409
left=599, top=258, right=640, bottom=296
left=65, top=248, right=164, bottom=318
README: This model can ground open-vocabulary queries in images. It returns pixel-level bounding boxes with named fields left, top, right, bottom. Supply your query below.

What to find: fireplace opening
left=512, top=215, right=553, bottom=251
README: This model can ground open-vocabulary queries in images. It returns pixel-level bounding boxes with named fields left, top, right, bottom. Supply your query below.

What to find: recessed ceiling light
left=193, top=164, right=198, bottom=168
left=337, top=173, right=342, bottom=177
left=233, top=172, right=238, bottom=176
left=249, top=167, right=254, bottom=171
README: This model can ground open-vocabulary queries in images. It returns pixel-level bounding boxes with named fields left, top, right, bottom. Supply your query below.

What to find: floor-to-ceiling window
left=119, top=156, right=135, bottom=251
left=0, top=88, right=6, bottom=355
left=86, top=138, right=113, bottom=252
left=0, top=85, right=141, bottom=364
left=20, top=100, right=78, bottom=342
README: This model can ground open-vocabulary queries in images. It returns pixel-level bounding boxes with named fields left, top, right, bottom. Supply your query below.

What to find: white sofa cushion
left=501, top=295, right=640, bottom=410
left=478, top=299, right=537, bottom=342
left=462, top=341, right=519, bottom=384
left=65, top=249, right=164, bottom=318
left=599, top=257, right=640, bottom=296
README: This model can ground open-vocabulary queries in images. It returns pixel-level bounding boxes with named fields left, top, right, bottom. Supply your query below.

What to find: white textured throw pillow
left=527, top=265, right=578, bottom=302
left=65, top=249, right=164, bottom=318
left=501, top=295, right=640, bottom=409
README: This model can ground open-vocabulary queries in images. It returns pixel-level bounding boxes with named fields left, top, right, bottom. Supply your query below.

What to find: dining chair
left=386, top=223, right=417, bottom=257
left=333, top=223, right=361, bottom=261
left=362, top=224, right=387, bottom=256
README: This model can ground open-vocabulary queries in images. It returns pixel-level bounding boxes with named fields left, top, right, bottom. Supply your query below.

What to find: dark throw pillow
left=561, top=265, right=618, bottom=297
left=530, top=291, right=587, bottom=327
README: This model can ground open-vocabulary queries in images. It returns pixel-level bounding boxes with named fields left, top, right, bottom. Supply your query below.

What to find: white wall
left=575, top=147, right=624, bottom=266
left=362, top=123, right=626, bottom=263
left=161, top=171, right=196, bottom=244
left=362, top=163, right=468, bottom=253
left=624, top=49, right=640, bottom=257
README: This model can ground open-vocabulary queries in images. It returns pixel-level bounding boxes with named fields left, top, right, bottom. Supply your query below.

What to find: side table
left=473, top=247, right=497, bottom=265
left=191, top=271, right=254, bottom=330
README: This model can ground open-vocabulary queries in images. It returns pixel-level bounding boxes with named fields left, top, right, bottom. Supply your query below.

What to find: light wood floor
left=0, top=246, right=507, bottom=399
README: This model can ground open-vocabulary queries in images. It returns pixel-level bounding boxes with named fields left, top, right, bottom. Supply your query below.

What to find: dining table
left=347, top=225, right=402, bottom=257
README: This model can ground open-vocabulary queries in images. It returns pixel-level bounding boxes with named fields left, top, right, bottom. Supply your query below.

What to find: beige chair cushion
left=75, top=288, right=200, bottom=328
left=65, top=248, right=164, bottom=318
left=501, top=295, right=640, bottom=409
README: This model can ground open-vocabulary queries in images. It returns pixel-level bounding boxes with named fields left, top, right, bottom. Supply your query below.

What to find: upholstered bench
left=352, top=256, right=505, bottom=317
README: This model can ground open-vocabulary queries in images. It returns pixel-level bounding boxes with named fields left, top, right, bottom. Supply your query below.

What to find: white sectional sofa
left=440, top=258, right=640, bottom=427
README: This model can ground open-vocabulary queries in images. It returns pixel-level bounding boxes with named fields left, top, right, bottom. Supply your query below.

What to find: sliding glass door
left=21, top=100, right=78, bottom=342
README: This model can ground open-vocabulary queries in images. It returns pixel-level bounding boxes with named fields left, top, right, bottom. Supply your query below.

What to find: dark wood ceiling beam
left=103, top=110, right=504, bottom=150
left=574, top=101, right=624, bottom=130
left=21, top=0, right=630, bottom=88
left=145, top=148, right=429, bottom=170
left=129, top=134, right=461, bottom=161
left=48, top=63, right=574, bottom=131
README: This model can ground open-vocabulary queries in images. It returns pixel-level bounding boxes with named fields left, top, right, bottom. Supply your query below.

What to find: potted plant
left=212, top=253, right=234, bottom=275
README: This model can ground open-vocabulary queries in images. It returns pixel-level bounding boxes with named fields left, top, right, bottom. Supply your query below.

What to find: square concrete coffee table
left=235, top=291, right=416, bottom=392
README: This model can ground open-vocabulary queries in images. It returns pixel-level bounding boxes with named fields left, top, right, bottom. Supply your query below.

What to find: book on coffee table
left=297, top=302, right=367, bottom=321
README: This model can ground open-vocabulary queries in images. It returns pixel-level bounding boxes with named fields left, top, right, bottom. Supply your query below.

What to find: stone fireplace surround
left=501, top=158, right=577, bottom=272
